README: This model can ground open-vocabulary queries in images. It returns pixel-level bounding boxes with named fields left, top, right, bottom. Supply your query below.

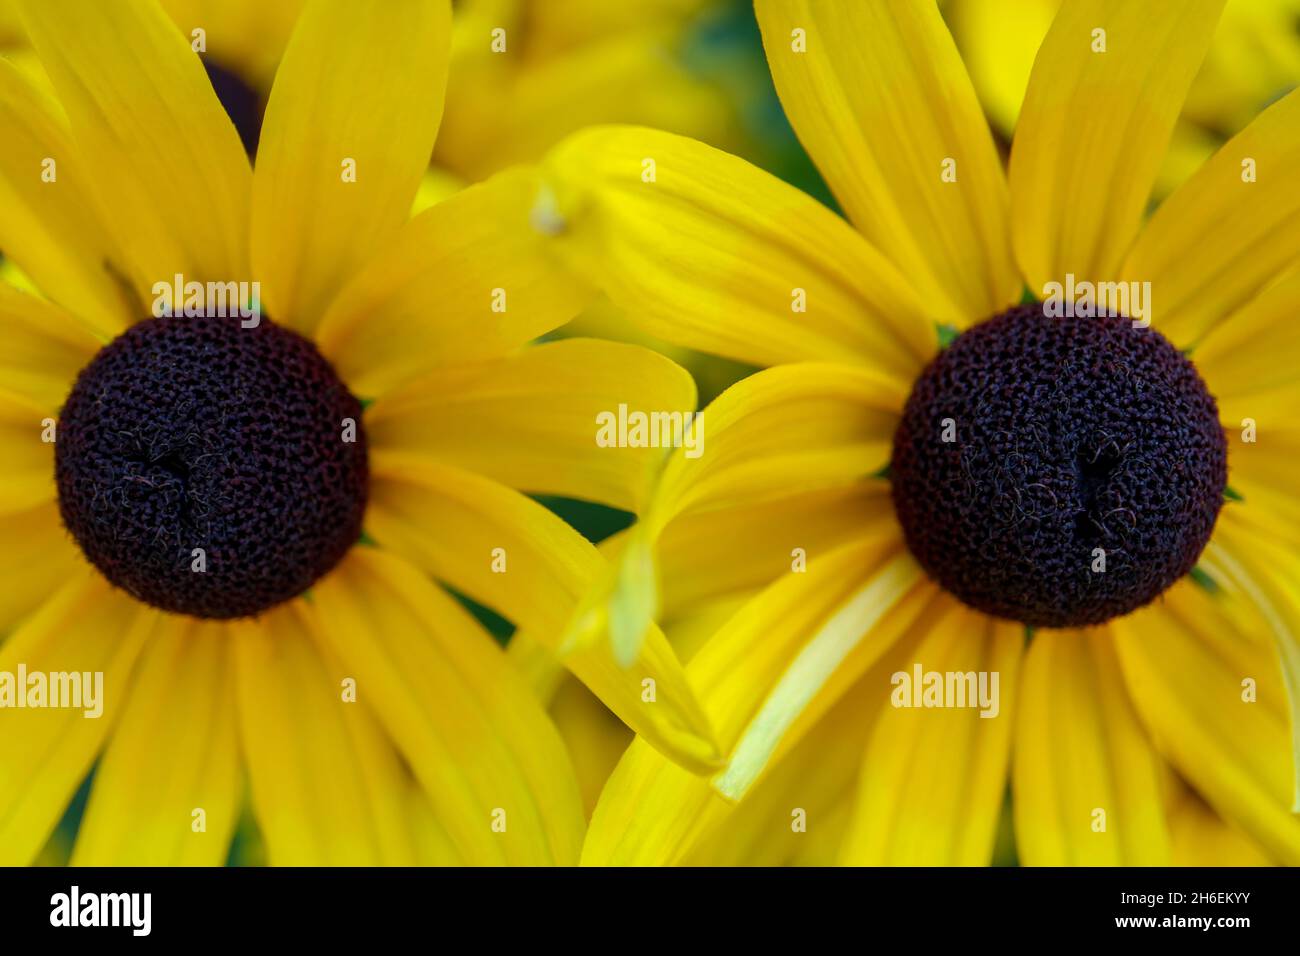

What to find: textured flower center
left=56, top=314, right=368, bottom=618
left=890, top=305, right=1226, bottom=628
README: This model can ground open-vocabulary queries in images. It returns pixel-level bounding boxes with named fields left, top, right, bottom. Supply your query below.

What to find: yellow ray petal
left=657, top=484, right=893, bottom=619
left=583, top=558, right=938, bottom=865
left=1168, top=775, right=1274, bottom=866
left=1201, top=521, right=1300, bottom=811
left=317, top=168, right=592, bottom=395
left=365, top=338, right=695, bottom=512
left=1010, top=0, right=1224, bottom=293
left=0, top=570, right=151, bottom=866
left=577, top=362, right=904, bottom=663
left=1194, top=266, right=1300, bottom=414
left=0, top=386, right=55, bottom=517
left=548, top=678, right=633, bottom=819
left=0, top=283, right=99, bottom=408
left=1216, top=429, right=1300, bottom=554
left=756, top=0, right=1019, bottom=324
left=14, top=0, right=252, bottom=302
left=539, top=126, right=937, bottom=382
left=1013, top=628, right=1171, bottom=865
left=251, top=0, right=451, bottom=334
left=842, top=600, right=1023, bottom=865
left=310, top=547, right=585, bottom=865
left=364, top=458, right=719, bottom=774
left=1122, top=87, right=1300, bottom=348
left=1112, top=578, right=1300, bottom=864
left=0, top=502, right=83, bottom=634
left=0, top=60, right=132, bottom=337
left=231, top=600, right=421, bottom=866
left=71, top=615, right=241, bottom=866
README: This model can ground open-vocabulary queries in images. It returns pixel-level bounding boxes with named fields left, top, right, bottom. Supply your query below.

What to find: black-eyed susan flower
left=0, top=0, right=718, bottom=866
left=535, top=0, right=1300, bottom=864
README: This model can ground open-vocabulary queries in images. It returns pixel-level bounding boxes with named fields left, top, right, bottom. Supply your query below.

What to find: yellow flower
left=0, top=0, right=718, bottom=865
left=537, top=0, right=1300, bottom=865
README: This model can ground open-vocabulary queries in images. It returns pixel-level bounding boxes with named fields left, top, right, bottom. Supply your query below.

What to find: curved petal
left=231, top=600, right=422, bottom=866
left=572, top=362, right=904, bottom=663
left=310, top=547, right=585, bottom=865
left=363, top=457, right=720, bottom=773
left=539, top=126, right=937, bottom=382
left=251, top=0, right=452, bottom=333
left=1112, top=578, right=1300, bottom=864
left=0, top=503, right=84, bottom=634
left=71, top=615, right=241, bottom=866
left=0, top=386, right=55, bottom=517
left=365, top=338, right=695, bottom=512
left=1014, top=627, right=1171, bottom=865
left=0, top=570, right=151, bottom=866
left=15, top=0, right=252, bottom=299
left=316, top=168, right=593, bottom=395
left=842, top=600, right=1023, bottom=865
left=756, top=0, right=1019, bottom=323
left=1121, top=87, right=1300, bottom=347
left=582, top=553, right=938, bottom=865
left=0, top=60, right=132, bottom=336
left=1201, top=521, right=1300, bottom=811
left=1010, top=0, right=1224, bottom=292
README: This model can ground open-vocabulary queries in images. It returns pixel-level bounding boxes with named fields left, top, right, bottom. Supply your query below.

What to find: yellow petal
left=842, top=600, right=1023, bottom=865
left=251, top=0, right=452, bottom=333
left=365, top=337, right=694, bottom=511
left=1168, top=775, right=1274, bottom=866
left=363, top=457, right=720, bottom=774
left=316, top=166, right=591, bottom=396
left=583, top=557, right=937, bottom=865
left=1122, top=87, right=1300, bottom=347
left=0, top=283, right=99, bottom=408
left=0, top=60, right=132, bottom=336
left=548, top=677, right=633, bottom=819
left=1217, top=430, right=1300, bottom=553
left=0, top=502, right=84, bottom=633
left=1010, top=0, right=1224, bottom=292
left=231, top=600, right=422, bottom=865
left=1193, top=265, right=1300, bottom=417
left=310, top=547, right=585, bottom=865
left=1013, top=628, right=1171, bottom=865
left=15, top=0, right=252, bottom=301
left=0, top=386, right=55, bottom=516
left=539, top=125, right=937, bottom=383
left=657, top=484, right=892, bottom=619
left=1112, top=578, right=1300, bottom=864
left=1201, top=522, right=1300, bottom=810
left=0, top=570, right=151, bottom=865
left=71, top=615, right=241, bottom=865
left=756, top=0, right=1019, bottom=323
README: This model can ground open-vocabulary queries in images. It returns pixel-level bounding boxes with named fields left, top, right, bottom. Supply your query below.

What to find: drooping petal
left=0, top=571, right=152, bottom=865
left=364, top=338, right=695, bottom=511
left=539, top=126, right=937, bottom=382
left=1112, top=578, right=1300, bottom=864
left=251, top=0, right=452, bottom=333
left=363, top=457, right=720, bottom=773
left=316, top=169, right=592, bottom=395
left=1010, top=0, right=1224, bottom=292
left=71, top=616, right=241, bottom=865
left=14, top=0, right=252, bottom=301
left=310, top=547, right=585, bottom=865
left=1013, top=628, right=1171, bottom=865
left=1122, top=87, right=1300, bottom=347
left=756, top=0, right=1020, bottom=323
